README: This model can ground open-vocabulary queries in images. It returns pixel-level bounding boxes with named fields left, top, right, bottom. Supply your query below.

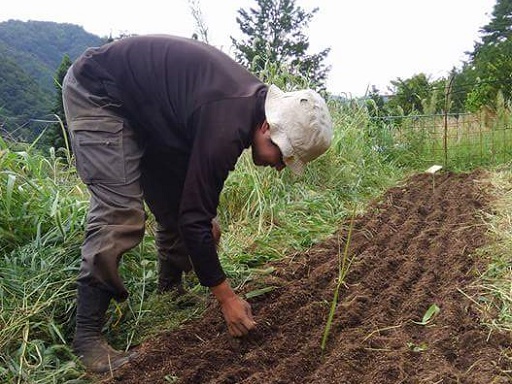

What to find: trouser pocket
left=70, top=118, right=126, bottom=184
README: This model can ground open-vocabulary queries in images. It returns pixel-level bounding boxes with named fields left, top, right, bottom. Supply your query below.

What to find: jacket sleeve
left=178, top=98, right=254, bottom=287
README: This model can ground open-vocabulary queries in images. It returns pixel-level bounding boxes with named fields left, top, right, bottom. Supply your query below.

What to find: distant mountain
left=0, top=20, right=105, bottom=139
left=0, top=50, right=52, bottom=119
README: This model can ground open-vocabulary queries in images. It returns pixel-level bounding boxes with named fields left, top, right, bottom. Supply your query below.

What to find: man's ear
left=260, top=120, right=270, bottom=133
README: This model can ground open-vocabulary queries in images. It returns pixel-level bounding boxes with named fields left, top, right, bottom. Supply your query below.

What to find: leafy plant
left=413, top=304, right=441, bottom=326
left=321, top=207, right=357, bottom=352
left=407, top=341, right=429, bottom=353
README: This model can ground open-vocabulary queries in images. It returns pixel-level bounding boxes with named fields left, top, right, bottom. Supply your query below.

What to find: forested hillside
left=0, top=20, right=105, bottom=139
left=0, top=50, right=51, bottom=118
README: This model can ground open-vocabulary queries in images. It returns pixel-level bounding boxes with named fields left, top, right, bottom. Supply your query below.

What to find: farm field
left=99, top=170, right=512, bottom=383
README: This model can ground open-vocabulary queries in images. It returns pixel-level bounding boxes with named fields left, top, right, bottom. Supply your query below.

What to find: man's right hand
left=211, top=280, right=256, bottom=337
left=220, top=295, right=256, bottom=337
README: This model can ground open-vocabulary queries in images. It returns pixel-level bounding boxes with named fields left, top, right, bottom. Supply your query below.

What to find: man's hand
left=211, top=280, right=256, bottom=337
left=220, top=295, right=255, bottom=337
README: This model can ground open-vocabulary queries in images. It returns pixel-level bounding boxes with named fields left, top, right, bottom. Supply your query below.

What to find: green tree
left=447, top=66, right=471, bottom=114
left=387, top=73, right=432, bottom=115
left=464, top=0, right=512, bottom=111
left=231, top=0, right=330, bottom=90
left=42, top=54, right=72, bottom=152
left=0, top=52, right=52, bottom=142
left=366, top=86, right=388, bottom=118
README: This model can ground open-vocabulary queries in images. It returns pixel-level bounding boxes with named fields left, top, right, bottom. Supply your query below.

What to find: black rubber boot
left=72, top=284, right=137, bottom=373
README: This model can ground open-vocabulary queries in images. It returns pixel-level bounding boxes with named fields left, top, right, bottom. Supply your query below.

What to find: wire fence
left=2, top=109, right=512, bottom=170
left=0, top=115, right=58, bottom=143
left=370, top=110, right=512, bottom=170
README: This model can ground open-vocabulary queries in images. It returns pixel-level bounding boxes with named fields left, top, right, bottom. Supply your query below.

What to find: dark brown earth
left=101, top=171, right=512, bottom=383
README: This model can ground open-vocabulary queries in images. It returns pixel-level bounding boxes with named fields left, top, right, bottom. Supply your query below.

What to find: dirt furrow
left=102, top=171, right=512, bottom=384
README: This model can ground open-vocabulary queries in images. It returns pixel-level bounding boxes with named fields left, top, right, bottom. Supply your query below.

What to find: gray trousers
left=62, top=69, right=191, bottom=301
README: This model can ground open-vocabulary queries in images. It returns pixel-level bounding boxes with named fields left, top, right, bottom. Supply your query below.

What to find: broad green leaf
left=414, top=304, right=440, bottom=325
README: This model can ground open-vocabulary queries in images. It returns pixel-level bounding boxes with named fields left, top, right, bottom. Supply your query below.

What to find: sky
left=1, top=0, right=497, bottom=97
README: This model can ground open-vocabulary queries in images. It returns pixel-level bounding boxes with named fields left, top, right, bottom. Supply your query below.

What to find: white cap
left=265, top=85, right=333, bottom=175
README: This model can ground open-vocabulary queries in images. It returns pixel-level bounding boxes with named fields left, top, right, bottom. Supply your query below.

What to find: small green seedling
left=245, top=286, right=276, bottom=299
left=407, top=341, right=429, bottom=353
left=321, top=206, right=357, bottom=352
left=413, top=304, right=440, bottom=326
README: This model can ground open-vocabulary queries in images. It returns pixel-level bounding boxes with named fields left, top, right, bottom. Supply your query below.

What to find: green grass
left=0, top=136, right=87, bottom=382
left=371, top=108, right=512, bottom=170
left=218, top=99, right=402, bottom=276
left=1, top=99, right=512, bottom=382
left=473, top=166, right=512, bottom=331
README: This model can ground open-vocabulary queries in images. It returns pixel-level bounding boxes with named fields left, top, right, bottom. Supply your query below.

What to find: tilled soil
left=102, top=170, right=512, bottom=383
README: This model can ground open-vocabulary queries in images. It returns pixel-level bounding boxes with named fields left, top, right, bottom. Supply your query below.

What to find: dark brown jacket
left=72, top=34, right=267, bottom=287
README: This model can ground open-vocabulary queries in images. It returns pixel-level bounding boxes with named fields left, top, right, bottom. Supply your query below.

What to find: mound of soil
left=102, top=171, right=512, bottom=383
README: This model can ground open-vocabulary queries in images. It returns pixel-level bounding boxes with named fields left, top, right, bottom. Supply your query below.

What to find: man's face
left=251, top=122, right=285, bottom=171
